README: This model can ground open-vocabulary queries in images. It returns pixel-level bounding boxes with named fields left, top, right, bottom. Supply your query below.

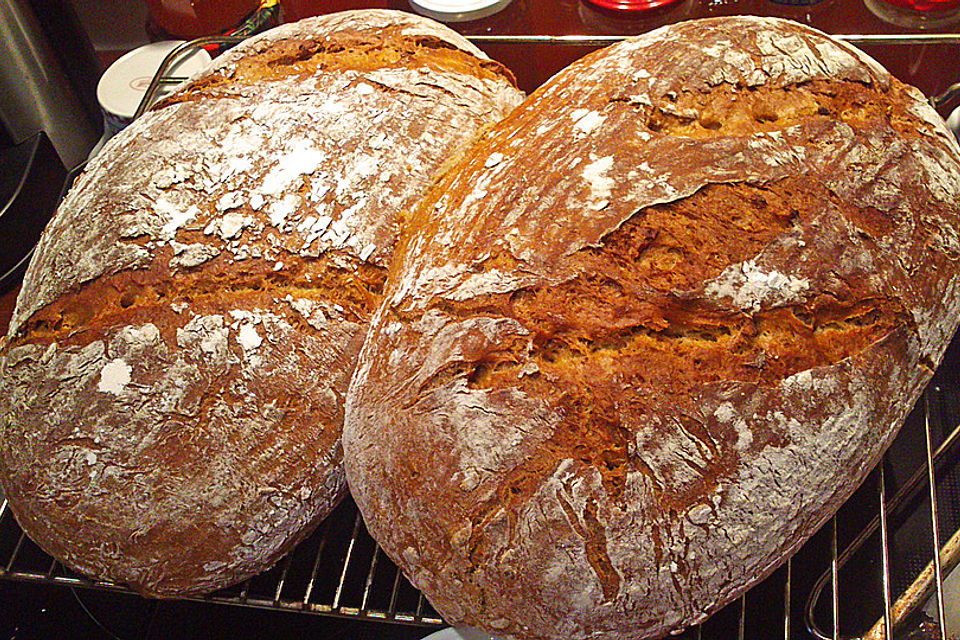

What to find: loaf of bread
left=0, top=10, right=523, bottom=597
left=343, top=16, right=960, bottom=640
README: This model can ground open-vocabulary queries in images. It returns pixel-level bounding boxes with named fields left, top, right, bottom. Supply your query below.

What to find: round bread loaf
left=0, top=10, right=523, bottom=597
left=343, top=16, right=960, bottom=640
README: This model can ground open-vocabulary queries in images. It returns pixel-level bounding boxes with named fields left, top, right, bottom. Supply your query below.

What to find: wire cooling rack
left=2, top=28, right=960, bottom=640
left=0, top=495, right=443, bottom=627
left=2, top=353, right=959, bottom=638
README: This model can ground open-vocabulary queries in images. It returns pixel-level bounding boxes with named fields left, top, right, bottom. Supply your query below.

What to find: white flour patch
left=157, top=201, right=199, bottom=242
left=268, top=194, right=300, bottom=227
left=261, top=146, right=326, bottom=197
left=582, top=155, right=615, bottom=210
left=485, top=152, right=505, bottom=168
left=237, top=323, right=263, bottom=351
left=571, top=110, right=606, bottom=138
left=169, top=243, right=220, bottom=269
left=98, top=359, right=132, bottom=395
left=705, top=259, right=810, bottom=312
left=213, top=212, right=251, bottom=240
left=714, top=402, right=737, bottom=423
left=217, top=191, right=245, bottom=212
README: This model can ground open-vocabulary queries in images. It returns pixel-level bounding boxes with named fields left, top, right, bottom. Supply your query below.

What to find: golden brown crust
left=0, top=10, right=524, bottom=598
left=344, top=16, right=960, bottom=640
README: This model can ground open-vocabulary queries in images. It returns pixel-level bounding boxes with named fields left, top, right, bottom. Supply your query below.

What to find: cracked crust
left=343, top=17, right=960, bottom=640
left=0, top=10, right=524, bottom=597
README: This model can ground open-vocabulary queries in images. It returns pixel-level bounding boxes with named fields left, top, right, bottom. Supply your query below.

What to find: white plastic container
left=409, top=0, right=512, bottom=22
left=93, top=40, right=211, bottom=156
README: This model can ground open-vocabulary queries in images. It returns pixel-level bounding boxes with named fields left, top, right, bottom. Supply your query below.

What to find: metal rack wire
left=2, top=26, right=960, bottom=640
left=0, top=495, right=443, bottom=628
left=803, top=388, right=960, bottom=640
left=2, top=377, right=958, bottom=638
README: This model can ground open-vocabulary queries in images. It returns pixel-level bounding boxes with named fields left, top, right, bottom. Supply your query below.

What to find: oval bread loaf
left=343, top=16, right=960, bottom=640
left=0, top=10, right=523, bottom=597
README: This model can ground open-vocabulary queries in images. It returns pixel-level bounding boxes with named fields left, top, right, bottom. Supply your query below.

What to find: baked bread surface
left=0, top=9, right=523, bottom=597
left=343, top=16, right=960, bottom=640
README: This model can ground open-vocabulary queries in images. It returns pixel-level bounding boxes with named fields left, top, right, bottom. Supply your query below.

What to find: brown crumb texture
left=422, top=179, right=908, bottom=506
left=234, top=32, right=513, bottom=83
left=633, top=79, right=926, bottom=141
left=417, top=177, right=906, bottom=390
left=11, top=247, right=386, bottom=350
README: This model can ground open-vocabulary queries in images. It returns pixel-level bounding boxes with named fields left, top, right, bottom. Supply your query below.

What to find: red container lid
left=583, top=0, right=683, bottom=11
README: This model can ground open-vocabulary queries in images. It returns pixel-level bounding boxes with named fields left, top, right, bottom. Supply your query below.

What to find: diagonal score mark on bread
left=408, top=180, right=915, bottom=509
left=9, top=243, right=387, bottom=350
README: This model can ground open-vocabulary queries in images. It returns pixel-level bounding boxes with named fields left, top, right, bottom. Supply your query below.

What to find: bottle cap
left=583, top=0, right=683, bottom=11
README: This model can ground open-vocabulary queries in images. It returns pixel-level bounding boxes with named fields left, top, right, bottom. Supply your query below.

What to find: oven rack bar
left=465, top=33, right=960, bottom=45
left=804, top=390, right=960, bottom=640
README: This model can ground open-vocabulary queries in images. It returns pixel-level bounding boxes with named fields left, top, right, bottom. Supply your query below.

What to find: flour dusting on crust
left=0, top=10, right=524, bottom=598
left=343, top=16, right=960, bottom=640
